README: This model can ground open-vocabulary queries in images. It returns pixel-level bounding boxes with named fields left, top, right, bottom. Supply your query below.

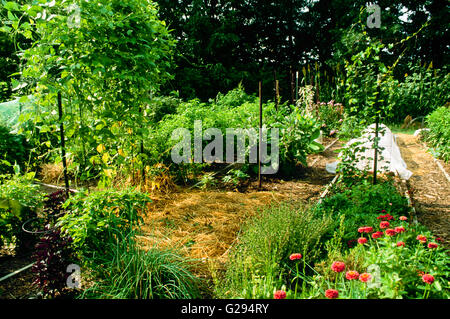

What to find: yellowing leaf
left=118, top=149, right=126, bottom=157
left=103, top=168, right=114, bottom=178
left=102, top=152, right=109, bottom=163
left=97, top=144, right=105, bottom=153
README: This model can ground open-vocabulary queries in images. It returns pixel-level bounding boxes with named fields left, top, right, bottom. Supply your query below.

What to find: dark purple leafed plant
left=32, top=226, right=77, bottom=298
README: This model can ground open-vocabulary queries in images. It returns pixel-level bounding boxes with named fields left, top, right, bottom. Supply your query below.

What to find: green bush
left=317, top=101, right=344, bottom=136
left=217, top=201, right=333, bottom=298
left=363, top=223, right=450, bottom=299
left=423, top=106, right=450, bottom=162
left=388, top=65, right=450, bottom=122
left=58, top=189, right=152, bottom=261
left=81, top=234, right=201, bottom=299
left=0, top=125, right=30, bottom=174
left=0, top=171, right=44, bottom=251
left=147, top=86, right=323, bottom=179
left=314, top=180, right=410, bottom=246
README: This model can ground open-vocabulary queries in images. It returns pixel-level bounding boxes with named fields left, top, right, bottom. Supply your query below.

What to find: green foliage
left=147, top=95, right=182, bottom=124
left=0, top=124, right=30, bottom=174
left=314, top=180, right=410, bottom=246
left=0, top=171, right=44, bottom=250
left=2, top=0, right=175, bottom=181
left=388, top=64, right=450, bottom=122
left=147, top=86, right=324, bottom=180
left=363, top=223, right=450, bottom=299
left=222, top=169, right=249, bottom=187
left=217, top=201, right=332, bottom=298
left=337, top=114, right=366, bottom=139
left=422, top=106, right=450, bottom=162
left=58, top=189, right=151, bottom=261
left=316, top=101, right=344, bottom=136
left=81, top=233, right=201, bottom=299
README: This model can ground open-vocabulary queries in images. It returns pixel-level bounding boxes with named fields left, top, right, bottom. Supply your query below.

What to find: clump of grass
left=216, top=200, right=333, bottom=298
left=81, top=234, right=202, bottom=299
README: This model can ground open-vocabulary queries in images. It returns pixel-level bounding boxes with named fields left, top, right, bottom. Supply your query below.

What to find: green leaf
left=4, top=2, right=20, bottom=11
left=7, top=10, right=17, bottom=21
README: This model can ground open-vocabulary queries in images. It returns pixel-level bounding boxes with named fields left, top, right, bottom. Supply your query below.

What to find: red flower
left=345, top=270, right=359, bottom=280
left=358, top=226, right=373, bottom=233
left=359, top=273, right=372, bottom=283
left=394, top=226, right=406, bottom=233
left=274, top=290, right=286, bottom=299
left=377, top=215, right=386, bottom=220
left=422, top=274, right=435, bottom=284
left=385, top=228, right=397, bottom=236
left=380, top=221, right=390, bottom=229
left=331, top=261, right=346, bottom=273
left=381, top=209, right=386, bottom=213
left=399, top=216, right=408, bottom=221
left=428, top=242, right=438, bottom=249
left=372, top=231, right=384, bottom=239
left=435, top=237, right=443, bottom=242
left=357, top=237, right=368, bottom=245
left=289, top=253, right=302, bottom=260
left=325, top=289, right=339, bottom=299
left=364, top=226, right=373, bottom=233
left=397, top=241, right=405, bottom=247
left=416, top=235, right=427, bottom=243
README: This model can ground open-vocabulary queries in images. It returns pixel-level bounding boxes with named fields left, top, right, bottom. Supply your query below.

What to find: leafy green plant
left=81, top=233, right=201, bottom=299
left=0, top=170, right=44, bottom=251
left=316, top=101, right=344, bottom=136
left=217, top=201, right=332, bottom=298
left=314, top=180, right=410, bottom=246
left=388, top=64, right=450, bottom=122
left=57, top=189, right=151, bottom=262
left=222, top=169, right=249, bottom=187
left=0, top=124, right=30, bottom=174
left=422, top=106, right=450, bottom=162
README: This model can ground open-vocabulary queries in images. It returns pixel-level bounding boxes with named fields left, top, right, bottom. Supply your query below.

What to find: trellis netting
left=326, top=124, right=413, bottom=180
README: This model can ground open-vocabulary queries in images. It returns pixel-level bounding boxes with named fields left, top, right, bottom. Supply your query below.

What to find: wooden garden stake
left=273, top=69, right=278, bottom=110
left=373, top=82, right=381, bottom=185
left=258, top=81, right=262, bottom=189
left=57, top=91, right=70, bottom=196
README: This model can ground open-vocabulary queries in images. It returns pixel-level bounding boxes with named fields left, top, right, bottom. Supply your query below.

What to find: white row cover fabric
left=326, top=124, right=413, bottom=180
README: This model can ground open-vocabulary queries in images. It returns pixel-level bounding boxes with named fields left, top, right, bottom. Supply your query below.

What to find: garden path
left=396, top=133, right=450, bottom=248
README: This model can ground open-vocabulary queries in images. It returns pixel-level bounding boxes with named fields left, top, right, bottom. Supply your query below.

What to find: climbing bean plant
left=1, top=0, right=175, bottom=182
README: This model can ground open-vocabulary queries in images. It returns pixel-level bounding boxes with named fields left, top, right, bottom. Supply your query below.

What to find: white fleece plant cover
left=326, top=124, right=413, bottom=180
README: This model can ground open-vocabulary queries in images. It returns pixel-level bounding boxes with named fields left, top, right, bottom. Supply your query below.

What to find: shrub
left=314, top=180, right=410, bottom=246
left=316, top=100, right=344, bottom=136
left=388, top=64, right=450, bottom=122
left=422, top=106, right=450, bottom=162
left=57, top=189, right=152, bottom=262
left=0, top=171, right=44, bottom=251
left=0, top=125, right=30, bottom=175
left=81, top=234, right=201, bottom=299
left=217, top=201, right=333, bottom=298
left=362, top=222, right=450, bottom=299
